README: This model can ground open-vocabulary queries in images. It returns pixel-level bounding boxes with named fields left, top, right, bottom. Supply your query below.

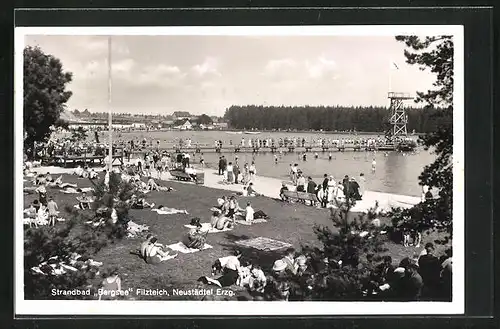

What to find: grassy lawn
left=23, top=173, right=450, bottom=300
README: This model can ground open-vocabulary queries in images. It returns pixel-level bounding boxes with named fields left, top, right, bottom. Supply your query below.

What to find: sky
left=24, top=34, right=438, bottom=116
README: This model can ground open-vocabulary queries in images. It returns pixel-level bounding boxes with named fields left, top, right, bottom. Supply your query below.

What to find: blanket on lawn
left=151, top=208, right=188, bottom=215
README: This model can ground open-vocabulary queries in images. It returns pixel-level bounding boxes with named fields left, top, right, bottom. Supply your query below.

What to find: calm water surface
left=94, top=130, right=436, bottom=197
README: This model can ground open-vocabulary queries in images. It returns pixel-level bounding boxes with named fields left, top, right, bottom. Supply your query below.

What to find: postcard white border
left=14, top=25, right=464, bottom=316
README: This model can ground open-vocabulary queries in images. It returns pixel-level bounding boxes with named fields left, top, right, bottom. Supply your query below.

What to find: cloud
left=112, top=58, right=135, bottom=73
left=191, top=57, right=221, bottom=77
left=263, top=56, right=339, bottom=81
left=133, top=64, right=186, bottom=87
left=305, top=55, right=337, bottom=79
left=84, top=39, right=108, bottom=53
left=263, top=58, right=298, bottom=78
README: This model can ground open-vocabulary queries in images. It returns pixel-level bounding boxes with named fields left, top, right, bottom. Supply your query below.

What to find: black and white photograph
left=15, top=25, right=464, bottom=315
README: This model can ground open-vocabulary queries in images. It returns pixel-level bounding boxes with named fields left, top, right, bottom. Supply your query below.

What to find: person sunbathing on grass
left=156, top=204, right=187, bottom=214
left=24, top=203, right=38, bottom=219
left=234, top=202, right=270, bottom=223
left=128, top=195, right=155, bottom=209
left=33, top=173, right=47, bottom=186
left=227, top=196, right=244, bottom=219
left=200, top=250, right=242, bottom=288
left=24, top=168, right=34, bottom=177
left=210, top=211, right=234, bottom=231
left=182, top=219, right=208, bottom=250
left=47, top=176, right=78, bottom=189
left=139, top=234, right=154, bottom=258
left=89, top=168, right=98, bottom=179
left=212, top=196, right=229, bottom=215
left=147, top=176, right=159, bottom=191
left=245, top=183, right=260, bottom=197
left=247, top=264, right=268, bottom=299
left=77, top=191, right=92, bottom=210
left=146, top=177, right=174, bottom=192
left=143, top=237, right=177, bottom=264
left=73, top=165, right=85, bottom=178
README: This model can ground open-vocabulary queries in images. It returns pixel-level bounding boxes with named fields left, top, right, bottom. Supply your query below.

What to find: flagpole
left=107, top=36, right=113, bottom=172
left=388, top=60, right=392, bottom=93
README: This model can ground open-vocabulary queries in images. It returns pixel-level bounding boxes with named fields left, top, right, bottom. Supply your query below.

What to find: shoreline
left=93, top=129, right=424, bottom=137
left=29, top=164, right=421, bottom=213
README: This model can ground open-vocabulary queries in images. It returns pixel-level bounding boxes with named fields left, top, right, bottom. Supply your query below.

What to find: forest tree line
left=223, top=105, right=449, bottom=133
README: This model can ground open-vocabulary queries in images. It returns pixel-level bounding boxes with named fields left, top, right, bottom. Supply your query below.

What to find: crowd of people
left=23, top=130, right=449, bottom=302
left=277, top=162, right=366, bottom=208
left=197, top=240, right=452, bottom=301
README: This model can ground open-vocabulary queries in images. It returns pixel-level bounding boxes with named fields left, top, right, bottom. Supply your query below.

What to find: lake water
left=94, top=130, right=436, bottom=197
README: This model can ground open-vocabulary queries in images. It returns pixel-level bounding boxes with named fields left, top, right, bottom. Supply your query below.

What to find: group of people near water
left=210, top=136, right=392, bottom=149
left=279, top=162, right=367, bottom=207
left=217, top=155, right=258, bottom=187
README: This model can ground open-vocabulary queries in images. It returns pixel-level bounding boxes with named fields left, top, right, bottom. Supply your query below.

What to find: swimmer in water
left=274, top=155, right=278, bottom=164
left=302, top=153, right=307, bottom=161
left=314, top=153, right=319, bottom=159
left=328, top=153, right=332, bottom=160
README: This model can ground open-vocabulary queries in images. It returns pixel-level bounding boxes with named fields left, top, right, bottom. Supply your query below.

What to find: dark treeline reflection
left=224, top=105, right=448, bottom=133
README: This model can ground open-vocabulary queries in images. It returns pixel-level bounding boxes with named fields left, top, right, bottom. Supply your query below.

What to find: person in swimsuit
left=98, top=269, right=122, bottom=300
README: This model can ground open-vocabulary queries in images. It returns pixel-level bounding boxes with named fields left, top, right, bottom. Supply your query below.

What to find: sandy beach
left=29, top=164, right=420, bottom=213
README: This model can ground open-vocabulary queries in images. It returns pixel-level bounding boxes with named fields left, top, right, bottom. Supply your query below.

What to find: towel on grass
left=234, top=218, right=268, bottom=226
left=184, top=223, right=233, bottom=233
left=200, top=276, right=223, bottom=288
left=152, top=208, right=188, bottom=215
left=167, top=242, right=213, bottom=254
left=60, top=187, right=93, bottom=194
left=24, top=217, right=65, bottom=226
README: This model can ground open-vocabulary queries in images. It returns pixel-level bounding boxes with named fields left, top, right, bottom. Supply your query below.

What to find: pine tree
left=391, top=35, right=454, bottom=235
left=295, top=198, right=389, bottom=301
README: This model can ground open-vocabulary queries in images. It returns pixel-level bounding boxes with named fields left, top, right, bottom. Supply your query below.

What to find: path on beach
left=30, top=165, right=420, bottom=213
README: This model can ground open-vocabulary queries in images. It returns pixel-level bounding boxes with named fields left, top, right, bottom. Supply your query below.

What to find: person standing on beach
left=218, top=156, right=224, bottom=175
left=242, top=163, right=249, bottom=185
left=359, top=173, right=366, bottom=198
left=222, top=156, right=227, bottom=174
left=249, top=162, right=257, bottom=182
left=233, top=160, right=240, bottom=184
left=291, top=164, right=299, bottom=185
left=371, top=158, right=376, bottom=172
left=226, top=162, right=234, bottom=184
left=296, top=173, right=306, bottom=192
left=326, top=176, right=336, bottom=204
left=322, top=174, right=329, bottom=192
left=306, top=177, right=316, bottom=194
